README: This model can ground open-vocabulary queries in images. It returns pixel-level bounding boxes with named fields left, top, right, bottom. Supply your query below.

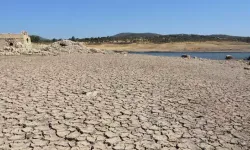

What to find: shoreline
left=127, top=50, right=250, bottom=53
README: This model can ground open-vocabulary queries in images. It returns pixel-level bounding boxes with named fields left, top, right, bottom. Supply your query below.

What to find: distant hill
left=113, top=33, right=249, bottom=40
left=113, top=32, right=162, bottom=38
left=32, top=33, right=250, bottom=44
left=209, top=34, right=244, bottom=38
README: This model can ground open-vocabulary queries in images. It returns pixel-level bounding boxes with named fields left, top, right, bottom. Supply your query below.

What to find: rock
left=15, top=42, right=24, bottom=48
left=58, top=40, right=73, bottom=47
left=225, top=55, right=233, bottom=60
left=244, top=67, right=250, bottom=70
left=39, top=40, right=111, bottom=55
left=0, top=39, right=112, bottom=56
left=41, top=40, right=89, bottom=54
left=89, top=48, right=102, bottom=53
left=3, top=46, right=15, bottom=51
left=181, top=54, right=191, bottom=59
left=32, top=49, right=41, bottom=53
left=247, top=56, right=250, bottom=60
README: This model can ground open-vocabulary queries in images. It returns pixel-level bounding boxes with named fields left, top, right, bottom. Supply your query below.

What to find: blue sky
left=0, top=0, right=249, bottom=39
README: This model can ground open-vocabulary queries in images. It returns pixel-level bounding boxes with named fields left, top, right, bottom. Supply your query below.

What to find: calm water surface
left=131, top=52, right=250, bottom=60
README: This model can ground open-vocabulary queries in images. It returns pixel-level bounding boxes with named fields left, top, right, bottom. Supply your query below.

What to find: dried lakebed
left=0, top=54, right=249, bottom=150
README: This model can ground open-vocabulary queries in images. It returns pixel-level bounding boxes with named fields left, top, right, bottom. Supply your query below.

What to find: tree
left=246, top=37, right=250, bottom=43
left=69, top=36, right=76, bottom=41
left=52, top=38, right=57, bottom=42
left=30, top=35, right=41, bottom=43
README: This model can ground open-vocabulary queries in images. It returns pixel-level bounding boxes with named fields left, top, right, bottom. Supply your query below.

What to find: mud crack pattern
left=0, top=54, right=249, bottom=150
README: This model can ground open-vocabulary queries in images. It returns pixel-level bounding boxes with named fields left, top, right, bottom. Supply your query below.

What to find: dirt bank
left=87, top=41, right=250, bottom=52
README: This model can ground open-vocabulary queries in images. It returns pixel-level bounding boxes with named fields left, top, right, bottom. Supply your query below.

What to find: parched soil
left=86, top=41, right=250, bottom=52
left=0, top=54, right=249, bottom=150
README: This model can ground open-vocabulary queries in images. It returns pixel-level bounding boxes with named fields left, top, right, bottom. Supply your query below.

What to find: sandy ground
left=0, top=54, right=250, bottom=150
left=86, top=41, right=250, bottom=52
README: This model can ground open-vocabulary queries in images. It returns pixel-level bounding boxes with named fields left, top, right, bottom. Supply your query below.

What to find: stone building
left=0, top=31, right=31, bottom=49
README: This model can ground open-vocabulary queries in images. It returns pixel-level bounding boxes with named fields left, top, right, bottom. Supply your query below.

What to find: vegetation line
left=30, top=33, right=250, bottom=44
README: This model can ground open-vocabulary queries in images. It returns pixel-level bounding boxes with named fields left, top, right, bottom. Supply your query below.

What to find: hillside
left=30, top=33, right=250, bottom=51
left=80, top=33, right=250, bottom=44
left=113, top=33, right=249, bottom=41
left=113, top=32, right=162, bottom=38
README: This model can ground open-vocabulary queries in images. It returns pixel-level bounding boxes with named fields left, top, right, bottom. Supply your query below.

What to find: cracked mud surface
left=0, top=54, right=249, bottom=150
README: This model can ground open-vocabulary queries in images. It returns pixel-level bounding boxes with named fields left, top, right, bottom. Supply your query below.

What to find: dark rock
left=181, top=54, right=191, bottom=59
left=225, top=55, right=233, bottom=60
left=244, top=67, right=250, bottom=70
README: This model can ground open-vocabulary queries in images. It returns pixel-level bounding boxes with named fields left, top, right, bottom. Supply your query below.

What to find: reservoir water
left=131, top=52, right=250, bottom=60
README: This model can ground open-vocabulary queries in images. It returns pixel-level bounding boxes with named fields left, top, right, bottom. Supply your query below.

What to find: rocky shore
left=0, top=54, right=249, bottom=150
left=0, top=40, right=112, bottom=56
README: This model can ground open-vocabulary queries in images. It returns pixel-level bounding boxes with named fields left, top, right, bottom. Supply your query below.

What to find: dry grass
left=86, top=41, right=250, bottom=52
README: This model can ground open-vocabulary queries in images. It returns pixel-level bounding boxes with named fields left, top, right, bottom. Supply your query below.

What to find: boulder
left=15, top=42, right=24, bottom=48
left=58, top=40, right=73, bottom=47
left=225, top=55, right=233, bottom=60
left=247, top=56, right=250, bottom=61
left=89, top=48, right=101, bottom=53
left=244, top=67, right=250, bottom=70
left=181, top=54, right=191, bottom=59
left=3, top=46, right=15, bottom=51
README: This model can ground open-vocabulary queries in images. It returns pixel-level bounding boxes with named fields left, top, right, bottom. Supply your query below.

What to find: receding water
left=131, top=51, right=250, bottom=60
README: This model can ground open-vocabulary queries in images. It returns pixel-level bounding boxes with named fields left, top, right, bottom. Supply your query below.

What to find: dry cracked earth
left=0, top=54, right=249, bottom=150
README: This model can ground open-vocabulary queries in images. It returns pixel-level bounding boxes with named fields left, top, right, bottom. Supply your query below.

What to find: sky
left=0, top=0, right=249, bottom=39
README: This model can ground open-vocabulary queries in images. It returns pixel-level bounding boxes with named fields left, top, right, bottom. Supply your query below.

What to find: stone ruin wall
left=0, top=31, right=32, bottom=49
